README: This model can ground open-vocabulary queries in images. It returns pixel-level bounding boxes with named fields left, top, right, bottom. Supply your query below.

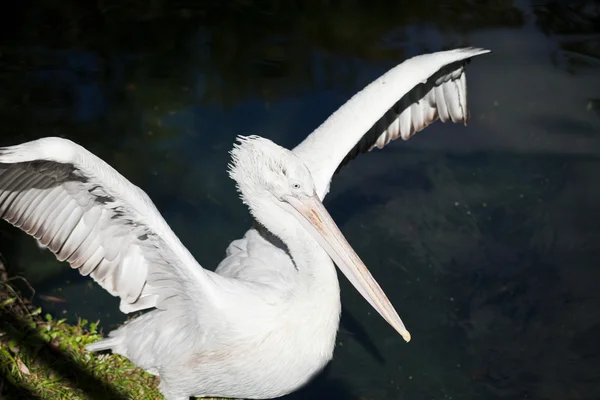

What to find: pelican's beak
left=283, top=193, right=411, bottom=342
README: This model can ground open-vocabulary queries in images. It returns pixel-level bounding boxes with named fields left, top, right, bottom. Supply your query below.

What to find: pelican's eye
left=291, top=182, right=301, bottom=190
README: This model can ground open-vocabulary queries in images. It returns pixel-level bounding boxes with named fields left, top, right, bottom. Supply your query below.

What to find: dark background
left=1, top=1, right=599, bottom=399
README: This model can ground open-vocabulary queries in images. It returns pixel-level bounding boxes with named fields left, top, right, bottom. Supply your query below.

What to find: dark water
left=1, top=1, right=599, bottom=399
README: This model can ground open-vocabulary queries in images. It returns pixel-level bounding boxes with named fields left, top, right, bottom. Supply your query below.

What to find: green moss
left=0, top=279, right=162, bottom=399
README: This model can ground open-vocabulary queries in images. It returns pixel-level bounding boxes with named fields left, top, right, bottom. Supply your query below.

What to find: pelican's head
left=228, top=135, right=411, bottom=343
left=228, top=135, right=316, bottom=208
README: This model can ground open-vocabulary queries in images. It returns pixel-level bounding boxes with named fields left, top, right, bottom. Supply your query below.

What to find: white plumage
left=295, top=47, right=489, bottom=198
left=0, top=47, right=489, bottom=400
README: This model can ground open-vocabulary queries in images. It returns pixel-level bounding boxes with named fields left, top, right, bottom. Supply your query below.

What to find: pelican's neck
left=252, top=201, right=339, bottom=293
left=250, top=198, right=342, bottom=355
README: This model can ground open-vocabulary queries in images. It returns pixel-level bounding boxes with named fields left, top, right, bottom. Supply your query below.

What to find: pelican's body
left=0, top=48, right=489, bottom=399
left=121, top=226, right=341, bottom=398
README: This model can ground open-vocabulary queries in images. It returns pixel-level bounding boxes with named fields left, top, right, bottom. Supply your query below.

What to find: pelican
left=0, top=47, right=489, bottom=399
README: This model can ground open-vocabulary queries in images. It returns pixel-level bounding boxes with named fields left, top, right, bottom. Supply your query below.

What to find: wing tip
left=460, top=47, right=492, bottom=55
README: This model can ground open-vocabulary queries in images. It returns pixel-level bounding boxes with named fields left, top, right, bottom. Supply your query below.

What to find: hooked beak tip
left=401, top=330, right=411, bottom=343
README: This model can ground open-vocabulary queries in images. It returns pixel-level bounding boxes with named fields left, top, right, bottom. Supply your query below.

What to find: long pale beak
left=282, top=193, right=411, bottom=342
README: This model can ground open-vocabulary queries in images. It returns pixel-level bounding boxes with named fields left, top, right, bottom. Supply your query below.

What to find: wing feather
left=26, top=186, right=64, bottom=235
left=341, top=62, right=472, bottom=167
left=16, top=181, right=53, bottom=229
left=0, top=137, right=213, bottom=313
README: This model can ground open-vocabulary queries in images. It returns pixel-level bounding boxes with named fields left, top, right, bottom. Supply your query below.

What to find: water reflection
left=0, top=0, right=599, bottom=399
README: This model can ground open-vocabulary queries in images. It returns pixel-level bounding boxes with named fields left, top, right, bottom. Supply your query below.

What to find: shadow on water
left=339, top=305, right=385, bottom=365
left=281, top=365, right=359, bottom=400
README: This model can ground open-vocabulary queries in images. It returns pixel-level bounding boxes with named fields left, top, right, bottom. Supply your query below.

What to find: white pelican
left=0, top=47, right=489, bottom=400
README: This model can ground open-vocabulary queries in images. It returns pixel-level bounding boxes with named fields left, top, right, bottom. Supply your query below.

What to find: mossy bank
left=0, top=260, right=163, bottom=400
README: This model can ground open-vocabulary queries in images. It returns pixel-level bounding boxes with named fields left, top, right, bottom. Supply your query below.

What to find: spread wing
left=0, top=137, right=213, bottom=314
left=293, top=47, right=490, bottom=199
left=339, top=57, right=474, bottom=168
